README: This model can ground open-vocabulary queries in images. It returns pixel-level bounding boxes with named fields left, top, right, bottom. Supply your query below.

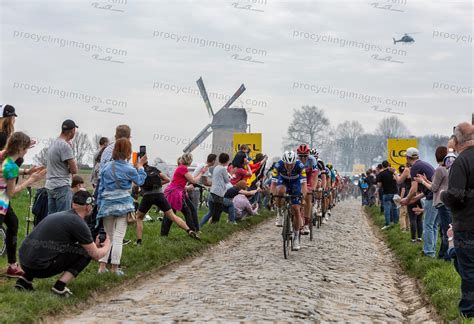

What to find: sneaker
left=322, top=217, right=327, bottom=224
left=275, top=215, right=283, bottom=227
left=327, top=210, right=331, bottom=217
left=417, top=238, right=422, bottom=242
left=122, top=239, right=131, bottom=246
left=113, top=269, right=126, bottom=276
left=411, top=239, right=416, bottom=243
left=51, top=286, right=73, bottom=297
left=15, top=277, right=34, bottom=291
left=98, top=268, right=109, bottom=274
left=292, top=233, right=301, bottom=251
left=302, top=225, right=310, bottom=235
left=381, top=225, right=390, bottom=230
left=7, top=264, right=25, bottom=278
left=188, top=230, right=201, bottom=240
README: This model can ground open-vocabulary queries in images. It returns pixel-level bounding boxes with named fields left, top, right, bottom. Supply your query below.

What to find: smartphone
left=139, top=145, right=146, bottom=158
left=99, top=232, right=106, bottom=244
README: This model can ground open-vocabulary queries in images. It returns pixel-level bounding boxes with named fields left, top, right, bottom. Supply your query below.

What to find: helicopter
left=392, top=32, right=421, bottom=45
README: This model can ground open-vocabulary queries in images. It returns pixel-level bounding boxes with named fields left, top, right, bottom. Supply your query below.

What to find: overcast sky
left=1, top=0, right=472, bottom=165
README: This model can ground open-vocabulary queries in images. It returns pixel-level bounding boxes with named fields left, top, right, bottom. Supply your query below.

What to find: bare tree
left=33, top=147, right=49, bottom=166
left=71, top=132, right=92, bottom=166
left=283, top=105, right=330, bottom=150
left=334, top=121, right=365, bottom=171
left=375, top=116, right=410, bottom=139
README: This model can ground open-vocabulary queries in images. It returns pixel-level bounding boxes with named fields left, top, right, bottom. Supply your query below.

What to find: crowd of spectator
left=0, top=107, right=268, bottom=297
left=1, top=103, right=473, bottom=317
left=357, top=122, right=474, bottom=317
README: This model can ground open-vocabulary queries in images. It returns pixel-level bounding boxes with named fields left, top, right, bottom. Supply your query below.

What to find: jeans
left=100, top=216, right=128, bottom=265
left=422, top=199, right=439, bottom=257
left=47, top=185, right=73, bottom=215
left=224, top=198, right=236, bottom=222
left=437, top=205, right=452, bottom=260
left=382, top=194, right=399, bottom=226
left=454, top=231, right=474, bottom=317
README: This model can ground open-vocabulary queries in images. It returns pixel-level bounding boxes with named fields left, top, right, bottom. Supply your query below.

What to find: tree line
left=283, top=105, right=449, bottom=171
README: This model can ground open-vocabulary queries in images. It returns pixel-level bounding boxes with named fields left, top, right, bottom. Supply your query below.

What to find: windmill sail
left=221, top=84, right=246, bottom=109
left=196, top=77, right=214, bottom=118
left=183, top=124, right=213, bottom=154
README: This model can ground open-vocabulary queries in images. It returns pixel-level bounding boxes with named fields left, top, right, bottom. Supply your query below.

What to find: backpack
left=32, top=188, right=49, bottom=226
left=141, top=165, right=162, bottom=191
left=360, top=178, right=369, bottom=189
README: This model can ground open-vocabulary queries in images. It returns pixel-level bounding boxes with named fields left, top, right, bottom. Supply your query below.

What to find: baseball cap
left=1, top=104, right=18, bottom=117
left=406, top=147, right=419, bottom=158
left=62, top=119, right=79, bottom=131
left=72, top=190, right=94, bottom=206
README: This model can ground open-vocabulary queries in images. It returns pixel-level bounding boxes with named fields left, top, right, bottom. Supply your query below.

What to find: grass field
left=0, top=189, right=274, bottom=323
left=365, top=205, right=474, bottom=322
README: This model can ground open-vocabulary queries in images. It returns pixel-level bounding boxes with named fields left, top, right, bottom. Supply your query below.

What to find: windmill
left=183, top=77, right=248, bottom=155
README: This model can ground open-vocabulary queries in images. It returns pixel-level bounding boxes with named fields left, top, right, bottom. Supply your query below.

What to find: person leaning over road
left=97, top=139, right=147, bottom=275
left=15, top=191, right=112, bottom=296
left=232, top=180, right=259, bottom=220
left=45, top=119, right=79, bottom=214
left=0, top=132, right=46, bottom=278
left=135, top=161, right=199, bottom=245
left=414, top=146, right=451, bottom=260
left=162, top=153, right=208, bottom=235
left=401, top=147, right=437, bottom=257
left=441, top=122, right=474, bottom=318
left=376, top=160, right=399, bottom=230
left=209, top=153, right=231, bottom=224
left=188, top=153, right=216, bottom=210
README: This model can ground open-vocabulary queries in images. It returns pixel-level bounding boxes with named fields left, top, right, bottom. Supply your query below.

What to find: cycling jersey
left=317, top=160, right=326, bottom=178
left=271, top=160, right=307, bottom=184
left=272, top=160, right=306, bottom=205
left=300, top=155, right=318, bottom=189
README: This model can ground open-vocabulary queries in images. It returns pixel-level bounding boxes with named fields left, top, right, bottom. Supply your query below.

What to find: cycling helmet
left=282, top=151, right=297, bottom=164
left=327, top=163, right=333, bottom=170
left=309, top=148, right=319, bottom=159
left=297, top=144, right=310, bottom=155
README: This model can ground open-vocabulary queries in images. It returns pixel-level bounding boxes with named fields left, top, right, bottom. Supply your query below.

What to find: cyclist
left=323, top=163, right=332, bottom=219
left=297, top=144, right=318, bottom=235
left=312, top=150, right=327, bottom=222
left=271, top=151, right=307, bottom=251
left=326, top=163, right=337, bottom=212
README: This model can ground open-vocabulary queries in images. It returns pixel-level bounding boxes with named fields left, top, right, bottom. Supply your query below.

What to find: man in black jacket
left=441, top=122, right=474, bottom=317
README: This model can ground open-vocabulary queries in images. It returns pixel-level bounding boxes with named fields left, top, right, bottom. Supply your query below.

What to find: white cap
left=406, top=147, right=419, bottom=158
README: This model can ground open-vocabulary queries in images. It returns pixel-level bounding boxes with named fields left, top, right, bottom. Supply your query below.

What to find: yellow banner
left=352, top=164, right=366, bottom=175
left=387, top=138, right=418, bottom=167
left=233, top=133, right=262, bottom=159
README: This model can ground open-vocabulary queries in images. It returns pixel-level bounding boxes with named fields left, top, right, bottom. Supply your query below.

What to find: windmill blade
left=183, top=124, right=213, bottom=154
left=221, top=84, right=246, bottom=110
left=196, top=77, right=214, bottom=118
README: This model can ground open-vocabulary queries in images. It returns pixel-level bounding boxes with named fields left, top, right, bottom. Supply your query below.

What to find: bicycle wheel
left=0, top=226, right=6, bottom=256
left=282, top=209, right=292, bottom=259
left=309, top=208, right=314, bottom=241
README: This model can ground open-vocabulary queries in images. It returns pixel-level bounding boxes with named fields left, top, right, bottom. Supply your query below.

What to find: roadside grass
left=365, top=205, right=468, bottom=322
left=0, top=190, right=274, bottom=323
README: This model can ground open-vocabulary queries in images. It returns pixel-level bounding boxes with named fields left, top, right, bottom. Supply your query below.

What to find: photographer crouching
left=15, top=191, right=111, bottom=297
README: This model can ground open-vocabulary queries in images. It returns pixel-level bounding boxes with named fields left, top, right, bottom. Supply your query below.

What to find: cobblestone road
left=62, top=199, right=438, bottom=323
